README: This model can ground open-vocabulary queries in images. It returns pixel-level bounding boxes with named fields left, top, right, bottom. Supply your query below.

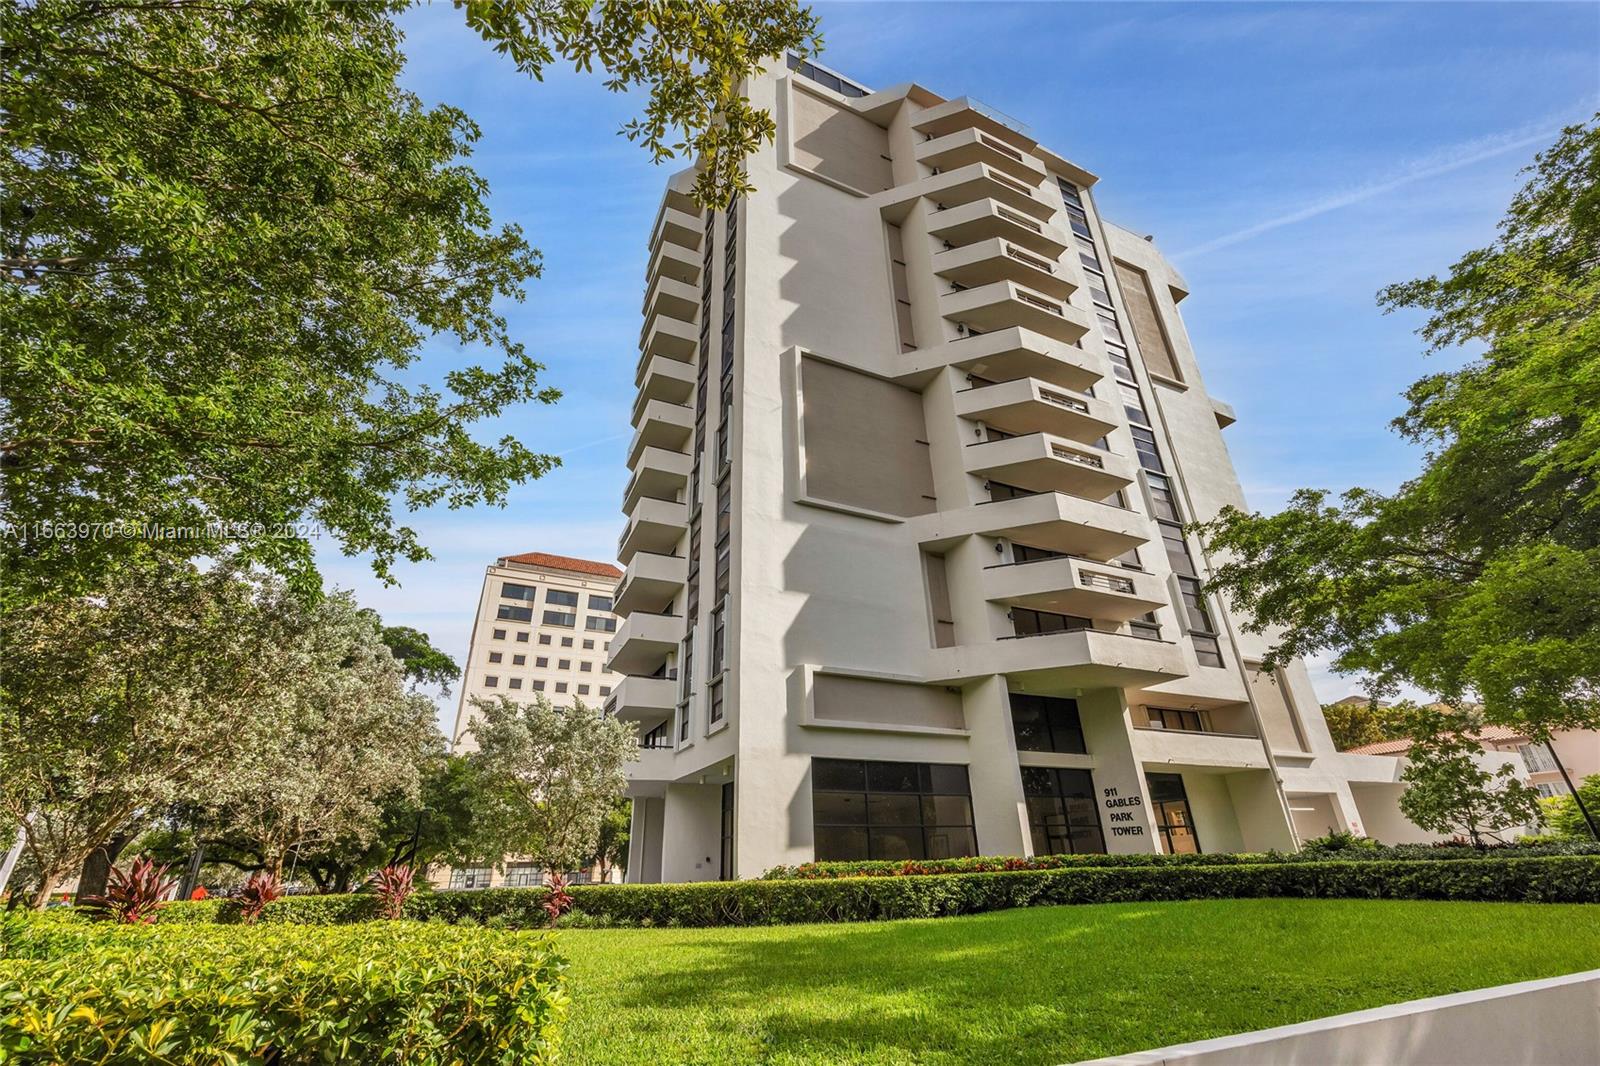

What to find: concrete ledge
left=1070, top=968, right=1600, bottom=1066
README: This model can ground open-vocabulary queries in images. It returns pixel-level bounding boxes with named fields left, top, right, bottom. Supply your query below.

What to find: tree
left=590, top=796, right=632, bottom=882
left=1397, top=707, right=1544, bottom=846
left=1198, top=118, right=1600, bottom=741
left=0, top=563, right=305, bottom=907
left=202, top=592, right=444, bottom=877
left=465, top=696, right=634, bottom=875
left=372, top=617, right=460, bottom=696
left=1, top=0, right=820, bottom=605
left=1321, top=699, right=1410, bottom=751
left=1540, top=774, right=1600, bottom=840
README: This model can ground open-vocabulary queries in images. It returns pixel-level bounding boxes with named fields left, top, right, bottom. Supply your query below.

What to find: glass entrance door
left=1146, top=773, right=1201, bottom=855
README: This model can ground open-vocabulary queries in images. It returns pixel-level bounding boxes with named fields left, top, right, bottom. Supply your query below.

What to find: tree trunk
left=30, top=874, right=58, bottom=909
left=76, top=831, right=134, bottom=901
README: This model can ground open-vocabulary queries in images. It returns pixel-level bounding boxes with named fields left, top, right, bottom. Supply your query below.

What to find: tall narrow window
left=1021, top=767, right=1105, bottom=856
left=1147, top=773, right=1200, bottom=854
left=886, top=223, right=917, bottom=352
left=719, top=782, right=735, bottom=879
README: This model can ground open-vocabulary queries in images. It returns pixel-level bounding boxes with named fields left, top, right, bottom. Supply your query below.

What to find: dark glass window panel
left=545, top=590, right=578, bottom=608
left=1012, top=543, right=1064, bottom=563
left=588, top=595, right=613, bottom=612
left=1011, top=703, right=1050, bottom=752
left=542, top=611, right=576, bottom=627
left=813, top=792, right=867, bottom=825
left=1161, top=521, right=1196, bottom=576
left=921, top=795, right=973, bottom=826
left=925, top=827, right=976, bottom=860
left=1130, top=426, right=1165, bottom=473
left=813, top=758, right=866, bottom=792
left=1069, top=827, right=1107, bottom=854
left=496, top=605, right=533, bottom=622
left=1026, top=796, right=1065, bottom=824
left=1146, top=473, right=1180, bottom=522
left=501, top=582, right=536, bottom=601
left=867, top=761, right=921, bottom=793
left=815, top=826, right=868, bottom=862
left=1194, top=634, right=1225, bottom=668
left=988, top=480, right=1037, bottom=501
left=868, top=828, right=925, bottom=861
left=924, top=763, right=970, bottom=795
left=1020, top=766, right=1058, bottom=796
left=1056, top=768, right=1097, bottom=799
left=866, top=793, right=922, bottom=826
left=1146, top=773, right=1187, bottom=803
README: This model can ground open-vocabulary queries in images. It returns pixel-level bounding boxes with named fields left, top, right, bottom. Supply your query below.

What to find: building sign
left=1102, top=785, right=1146, bottom=838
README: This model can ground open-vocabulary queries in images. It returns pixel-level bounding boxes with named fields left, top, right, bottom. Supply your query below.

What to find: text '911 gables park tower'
left=609, top=54, right=1418, bottom=883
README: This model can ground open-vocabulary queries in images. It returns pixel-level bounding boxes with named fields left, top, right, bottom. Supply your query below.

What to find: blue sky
left=320, top=1, right=1600, bottom=717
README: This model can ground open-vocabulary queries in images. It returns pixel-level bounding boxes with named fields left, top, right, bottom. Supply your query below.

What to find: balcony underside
left=926, top=199, right=1070, bottom=259
left=955, top=377, right=1117, bottom=441
left=932, top=238, right=1074, bottom=300
left=618, top=497, right=688, bottom=564
left=985, top=557, right=1167, bottom=623
left=894, top=327, right=1104, bottom=393
left=942, top=281, right=1090, bottom=345
left=965, top=433, right=1135, bottom=499
left=929, top=628, right=1188, bottom=691
left=912, top=491, right=1148, bottom=563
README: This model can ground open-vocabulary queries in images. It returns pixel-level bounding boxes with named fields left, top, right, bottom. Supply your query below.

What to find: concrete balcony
left=627, top=742, right=677, bottom=789
left=639, top=305, right=697, bottom=364
left=911, top=97, right=1035, bottom=154
left=1132, top=727, right=1272, bottom=772
left=646, top=238, right=700, bottom=288
left=984, top=557, right=1167, bottom=623
left=954, top=377, right=1117, bottom=442
left=896, top=327, right=1104, bottom=393
left=927, top=198, right=1070, bottom=259
left=618, top=495, right=689, bottom=565
left=932, top=238, right=1073, bottom=299
left=607, top=611, right=685, bottom=676
left=607, top=673, right=679, bottom=722
left=965, top=433, right=1136, bottom=498
left=928, top=627, right=1188, bottom=690
left=910, top=162, right=1055, bottom=222
left=627, top=400, right=693, bottom=466
left=622, top=446, right=691, bottom=515
left=635, top=355, right=696, bottom=409
left=942, top=281, right=1090, bottom=345
left=915, top=128, right=1046, bottom=185
left=613, top=550, right=687, bottom=618
left=648, top=204, right=702, bottom=253
left=910, top=491, right=1147, bottom=563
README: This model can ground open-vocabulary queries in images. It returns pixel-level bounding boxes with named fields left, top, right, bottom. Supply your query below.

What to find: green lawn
left=555, top=898, right=1600, bottom=1065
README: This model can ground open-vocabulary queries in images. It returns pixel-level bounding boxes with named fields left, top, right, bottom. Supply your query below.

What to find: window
left=497, top=604, right=533, bottom=622
left=588, top=595, right=614, bottom=612
left=578, top=684, right=589, bottom=695
left=1021, top=767, right=1105, bottom=856
left=555, top=682, right=568, bottom=694
left=503, top=863, right=543, bottom=888
left=1129, top=612, right=1162, bottom=641
left=720, top=782, right=735, bottom=880
left=580, top=661, right=592, bottom=672
left=488, top=652, right=503, bottom=664
left=1519, top=744, right=1559, bottom=774
left=532, top=680, right=545, bottom=692
left=1160, top=520, right=1195, bottom=576
left=1177, top=576, right=1214, bottom=633
left=1057, top=178, right=1084, bottom=209
left=448, top=867, right=493, bottom=890
left=582, top=639, right=594, bottom=650
left=508, top=678, right=523, bottom=690
left=512, top=654, right=526, bottom=666
left=543, top=610, right=576, bottom=628
left=600, top=686, right=611, bottom=697
left=1119, top=382, right=1149, bottom=426
left=1129, top=426, right=1164, bottom=473
left=492, top=628, right=506, bottom=640
left=988, top=480, right=1037, bottom=502
left=1192, top=634, right=1224, bottom=668
left=515, top=632, right=529, bottom=643
left=501, top=582, right=536, bottom=601
left=1010, top=694, right=1086, bottom=754
left=558, top=659, right=571, bottom=670
left=545, top=589, right=578, bottom=608
left=1106, top=345, right=1136, bottom=384
left=678, top=702, right=691, bottom=742
left=1147, top=773, right=1200, bottom=854
left=709, top=679, right=724, bottom=725
left=561, top=636, right=573, bottom=647
left=535, top=656, right=548, bottom=667
left=1013, top=543, right=1065, bottom=563
left=1011, top=607, right=1091, bottom=637
left=1536, top=782, right=1562, bottom=799
left=812, top=759, right=977, bottom=862
left=1147, top=707, right=1206, bottom=732
left=586, top=616, right=617, bottom=632
left=1146, top=472, right=1180, bottom=522
left=715, top=541, right=731, bottom=600
left=483, top=676, right=498, bottom=688
left=710, top=605, right=726, bottom=675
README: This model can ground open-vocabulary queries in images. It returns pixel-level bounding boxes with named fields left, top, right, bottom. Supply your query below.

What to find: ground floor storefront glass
left=812, top=758, right=978, bottom=861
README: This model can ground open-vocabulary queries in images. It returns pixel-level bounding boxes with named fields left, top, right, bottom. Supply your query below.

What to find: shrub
left=543, top=873, right=574, bottom=926
left=1299, top=831, right=1380, bottom=857
left=234, top=870, right=282, bottom=924
left=79, top=858, right=178, bottom=924
left=0, top=917, right=567, bottom=1063
left=374, top=864, right=415, bottom=921
left=158, top=855, right=1600, bottom=930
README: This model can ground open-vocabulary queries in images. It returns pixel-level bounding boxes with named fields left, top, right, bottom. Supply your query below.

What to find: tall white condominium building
left=443, top=552, right=622, bottom=890
left=609, top=55, right=1422, bottom=884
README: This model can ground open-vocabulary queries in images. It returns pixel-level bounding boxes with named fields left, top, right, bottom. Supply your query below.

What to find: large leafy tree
left=1, top=0, right=820, bottom=604
left=1199, top=118, right=1600, bottom=740
left=1397, top=707, right=1543, bottom=847
left=1320, top=699, right=1410, bottom=752
left=466, top=695, right=634, bottom=874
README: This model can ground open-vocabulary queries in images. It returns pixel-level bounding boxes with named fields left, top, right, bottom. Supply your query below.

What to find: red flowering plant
left=542, top=872, right=574, bottom=925
left=80, top=857, right=178, bottom=924
left=235, top=869, right=283, bottom=924
left=374, top=863, right=415, bottom=920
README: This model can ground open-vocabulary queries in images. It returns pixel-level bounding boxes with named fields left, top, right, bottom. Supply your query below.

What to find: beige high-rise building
left=609, top=55, right=1430, bottom=883
left=442, top=551, right=622, bottom=890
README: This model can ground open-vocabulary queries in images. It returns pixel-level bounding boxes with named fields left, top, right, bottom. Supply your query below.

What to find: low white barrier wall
left=1073, top=968, right=1600, bottom=1066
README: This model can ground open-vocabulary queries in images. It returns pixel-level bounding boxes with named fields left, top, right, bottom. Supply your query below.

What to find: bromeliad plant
left=373, top=864, right=414, bottom=921
left=235, top=870, right=283, bottom=924
left=79, top=858, right=178, bottom=924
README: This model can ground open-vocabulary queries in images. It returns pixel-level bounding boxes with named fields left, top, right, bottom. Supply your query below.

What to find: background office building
left=440, top=551, right=622, bottom=890
left=609, top=56, right=1429, bottom=882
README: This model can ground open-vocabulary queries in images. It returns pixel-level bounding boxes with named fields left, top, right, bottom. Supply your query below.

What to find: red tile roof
left=499, top=551, right=622, bottom=579
left=1348, top=724, right=1529, bottom=757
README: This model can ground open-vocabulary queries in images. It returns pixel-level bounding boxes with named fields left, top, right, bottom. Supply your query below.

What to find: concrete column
left=962, top=674, right=1030, bottom=857
left=660, top=783, right=724, bottom=882
left=1079, top=688, right=1161, bottom=853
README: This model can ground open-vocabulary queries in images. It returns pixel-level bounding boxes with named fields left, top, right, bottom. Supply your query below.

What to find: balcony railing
left=1051, top=444, right=1105, bottom=469
left=1016, top=290, right=1063, bottom=315
left=1078, top=570, right=1137, bottom=595
left=1003, top=244, right=1056, bottom=273
left=1037, top=386, right=1090, bottom=414
left=996, top=205, right=1042, bottom=233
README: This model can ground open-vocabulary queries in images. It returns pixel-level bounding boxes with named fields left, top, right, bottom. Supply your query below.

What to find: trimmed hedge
left=762, top=839, right=1600, bottom=880
left=0, top=915, right=567, bottom=1063
left=157, top=855, right=1600, bottom=930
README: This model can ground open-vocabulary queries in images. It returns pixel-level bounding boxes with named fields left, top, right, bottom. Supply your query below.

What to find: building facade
left=439, top=551, right=623, bottom=890
left=610, top=56, right=1425, bottom=882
